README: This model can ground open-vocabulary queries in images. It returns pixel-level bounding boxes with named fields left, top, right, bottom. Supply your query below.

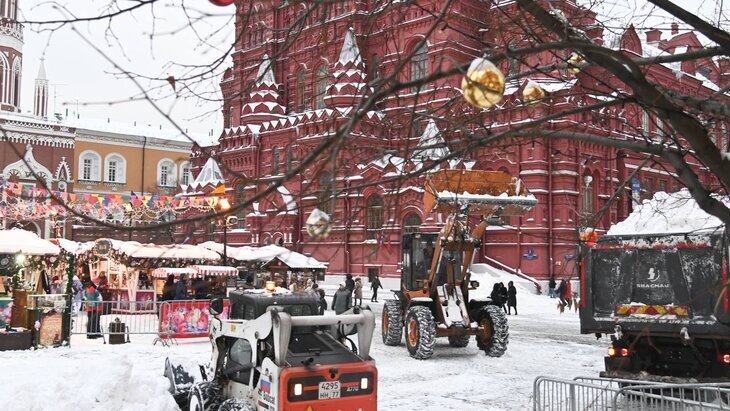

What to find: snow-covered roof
left=607, top=189, right=726, bottom=235
left=414, top=120, right=449, bottom=161
left=338, top=27, right=362, bottom=66
left=55, top=238, right=93, bottom=255
left=277, top=185, right=298, bottom=214
left=256, top=54, right=277, bottom=86
left=199, top=242, right=326, bottom=269
left=0, top=229, right=60, bottom=255
left=109, top=240, right=220, bottom=260
left=188, top=157, right=224, bottom=189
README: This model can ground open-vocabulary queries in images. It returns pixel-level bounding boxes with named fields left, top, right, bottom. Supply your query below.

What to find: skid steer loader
left=382, top=170, right=536, bottom=359
left=165, top=290, right=377, bottom=411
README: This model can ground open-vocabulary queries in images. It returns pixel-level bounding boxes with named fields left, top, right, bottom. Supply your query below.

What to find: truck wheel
left=475, top=305, right=509, bottom=357
left=405, top=306, right=436, bottom=360
left=382, top=300, right=403, bottom=346
left=219, top=399, right=255, bottom=411
left=448, top=334, right=470, bottom=347
left=189, top=381, right=222, bottom=411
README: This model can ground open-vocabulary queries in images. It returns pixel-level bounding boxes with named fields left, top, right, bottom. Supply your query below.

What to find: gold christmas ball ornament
left=522, top=80, right=546, bottom=104
left=567, top=52, right=585, bottom=74
left=461, top=57, right=505, bottom=109
left=305, top=208, right=332, bottom=239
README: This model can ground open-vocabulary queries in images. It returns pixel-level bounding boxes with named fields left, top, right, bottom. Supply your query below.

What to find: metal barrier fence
left=534, top=376, right=730, bottom=411
left=614, top=383, right=730, bottom=411
left=70, top=299, right=224, bottom=345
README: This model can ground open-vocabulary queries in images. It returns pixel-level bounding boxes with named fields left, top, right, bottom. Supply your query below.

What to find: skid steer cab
left=165, top=289, right=378, bottom=411
left=382, top=170, right=536, bottom=360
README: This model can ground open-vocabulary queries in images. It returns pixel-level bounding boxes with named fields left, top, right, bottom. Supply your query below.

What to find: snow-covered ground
left=0, top=291, right=606, bottom=411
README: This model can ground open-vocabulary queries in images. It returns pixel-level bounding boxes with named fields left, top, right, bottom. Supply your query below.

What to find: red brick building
left=183, top=0, right=726, bottom=282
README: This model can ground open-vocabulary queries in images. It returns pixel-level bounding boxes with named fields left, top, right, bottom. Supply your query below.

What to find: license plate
left=318, top=380, right=341, bottom=400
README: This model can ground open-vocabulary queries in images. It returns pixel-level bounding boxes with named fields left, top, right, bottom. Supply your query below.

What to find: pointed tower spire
left=34, top=57, right=49, bottom=118
left=325, top=27, right=367, bottom=108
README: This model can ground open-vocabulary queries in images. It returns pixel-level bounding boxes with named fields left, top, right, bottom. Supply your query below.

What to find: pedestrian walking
left=548, top=277, right=557, bottom=298
left=354, top=277, right=363, bottom=306
left=83, top=283, right=103, bottom=339
left=490, top=283, right=504, bottom=307
left=332, top=282, right=352, bottom=314
left=370, top=276, right=383, bottom=302
left=161, top=274, right=176, bottom=301
left=507, top=281, right=518, bottom=315
left=564, top=280, right=573, bottom=309
left=308, top=284, right=327, bottom=314
left=556, top=279, right=568, bottom=312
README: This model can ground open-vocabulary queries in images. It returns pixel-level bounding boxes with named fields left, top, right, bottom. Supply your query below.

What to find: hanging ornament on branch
left=461, top=57, right=506, bottom=109
left=306, top=208, right=332, bottom=240
left=522, top=80, right=546, bottom=104
left=208, top=0, right=235, bottom=6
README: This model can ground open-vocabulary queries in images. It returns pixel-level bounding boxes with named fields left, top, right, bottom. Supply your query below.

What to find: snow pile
left=469, top=263, right=538, bottom=297
left=608, top=189, right=726, bottom=235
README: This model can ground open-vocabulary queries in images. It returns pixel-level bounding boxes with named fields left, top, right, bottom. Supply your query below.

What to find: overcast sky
left=16, top=0, right=725, bottom=140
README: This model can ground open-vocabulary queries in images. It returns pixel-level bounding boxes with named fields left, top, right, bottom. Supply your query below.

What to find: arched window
left=410, top=43, right=428, bottom=92
left=104, top=153, right=127, bottom=183
left=234, top=183, right=246, bottom=229
left=228, top=107, right=234, bottom=128
left=296, top=70, right=306, bottom=111
left=314, top=65, right=328, bottom=109
left=366, top=194, right=383, bottom=239
left=403, top=213, right=421, bottom=234
left=581, top=174, right=594, bottom=224
left=285, top=145, right=293, bottom=172
left=318, top=172, right=333, bottom=216
left=179, top=161, right=192, bottom=186
left=11, top=58, right=20, bottom=107
left=78, top=150, right=101, bottom=182
left=371, top=54, right=380, bottom=80
left=271, top=147, right=280, bottom=174
left=157, top=158, right=177, bottom=187
left=0, top=55, right=6, bottom=104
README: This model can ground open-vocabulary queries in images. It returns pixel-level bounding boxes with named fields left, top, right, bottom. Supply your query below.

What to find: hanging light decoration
left=461, top=57, right=506, bottom=109
left=305, top=208, right=332, bottom=240
left=208, top=0, right=235, bottom=6
left=567, top=52, right=585, bottom=74
left=522, top=80, right=546, bottom=104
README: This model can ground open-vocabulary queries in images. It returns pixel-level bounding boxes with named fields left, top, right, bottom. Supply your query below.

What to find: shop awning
left=109, top=240, right=221, bottom=261
left=200, top=242, right=326, bottom=269
left=151, top=267, right=196, bottom=278
left=0, top=229, right=60, bottom=255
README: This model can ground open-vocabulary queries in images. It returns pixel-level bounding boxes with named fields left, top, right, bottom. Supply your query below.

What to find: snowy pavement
left=0, top=292, right=606, bottom=411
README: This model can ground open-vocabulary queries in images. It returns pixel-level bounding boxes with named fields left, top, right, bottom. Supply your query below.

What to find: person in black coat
left=370, top=276, right=383, bottom=302
left=507, top=281, right=518, bottom=315
left=548, top=277, right=557, bottom=298
left=490, top=283, right=503, bottom=306
left=345, top=274, right=355, bottom=294
left=499, top=282, right=509, bottom=313
left=161, top=275, right=176, bottom=301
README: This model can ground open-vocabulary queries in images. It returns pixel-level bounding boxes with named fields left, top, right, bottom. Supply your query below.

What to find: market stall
left=153, top=265, right=237, bottom=339
left=0, top=229, right=62, bottom=349
left=78, top=239, right=221, bottom=313
left=200, top=242, right=327, bottom=287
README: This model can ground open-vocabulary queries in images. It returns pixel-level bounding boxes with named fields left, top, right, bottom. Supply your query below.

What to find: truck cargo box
left=580, top=232, right=730, bottom=338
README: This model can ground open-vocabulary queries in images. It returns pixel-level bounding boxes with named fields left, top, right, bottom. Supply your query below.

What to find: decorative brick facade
left=184, top=0, right=727, bottom=281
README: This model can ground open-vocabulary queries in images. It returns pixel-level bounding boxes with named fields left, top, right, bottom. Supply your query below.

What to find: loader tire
left=219, top=399, right=255, bottom=411
left=382, top=300, right=403, bottom=346
left=405, top=306, right=436, bottom=360
left=189, top=381, right=222, bottom=411
left=448, top=334, right=471, bottom=347
left=476, top=305, right=509, bottom=357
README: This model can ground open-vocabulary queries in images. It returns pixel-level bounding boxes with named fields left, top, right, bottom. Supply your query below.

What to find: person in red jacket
left=564, top=280, right=573, bottom=309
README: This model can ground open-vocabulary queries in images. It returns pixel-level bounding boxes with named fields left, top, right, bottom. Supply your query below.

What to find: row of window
left=77, top=150, right=191, bottom=187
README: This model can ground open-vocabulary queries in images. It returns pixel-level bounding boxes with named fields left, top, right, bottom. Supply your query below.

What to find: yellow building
left=64, top=119, right=208, bottom=243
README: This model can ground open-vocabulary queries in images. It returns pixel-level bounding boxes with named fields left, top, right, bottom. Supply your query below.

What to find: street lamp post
left=219, top=198, right=231, bottom=266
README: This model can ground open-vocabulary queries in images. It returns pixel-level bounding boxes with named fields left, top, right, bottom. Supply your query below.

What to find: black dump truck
left=580, top=231, right=730, bottom=381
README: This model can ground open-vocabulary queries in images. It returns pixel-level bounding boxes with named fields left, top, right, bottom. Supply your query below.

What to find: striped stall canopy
left=615, top=304, right=690, bottom=317
left=152, top=267, right=196, bottom=279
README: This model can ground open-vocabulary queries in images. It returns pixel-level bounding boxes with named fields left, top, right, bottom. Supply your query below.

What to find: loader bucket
left=424, top=170, right=537, bottom=216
